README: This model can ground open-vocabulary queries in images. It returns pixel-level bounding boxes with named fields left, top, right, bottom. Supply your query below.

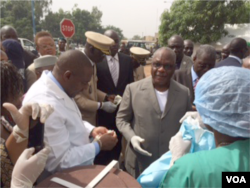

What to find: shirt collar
left=228, top=55, right=242, bottom=64
left=106, top=53, right=118, bottom=62
left=191, top=66, right=199, bottom=84
left=47, top=71, right=65, bottom=92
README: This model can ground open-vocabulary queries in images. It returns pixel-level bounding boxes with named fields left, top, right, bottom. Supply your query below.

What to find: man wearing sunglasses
left=116, top=47, right=191, bottom=177
left=174, top=45, right=216, bottom=110
left=75, top=31, right=118, bottom=127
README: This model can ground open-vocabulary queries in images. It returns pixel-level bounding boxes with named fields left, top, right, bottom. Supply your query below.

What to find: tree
left=42, top=9, right=72, bottom=38
left=103, top=25, right=125, bottom=40
left=1, top=0, right=52, bottom=40
left=159, top=0, right=250, bottom=45
left=132, top=35, right=143, bottom=40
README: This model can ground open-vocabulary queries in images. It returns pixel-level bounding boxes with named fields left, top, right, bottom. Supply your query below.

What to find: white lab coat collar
left=40, top=71, right=80, bottom=115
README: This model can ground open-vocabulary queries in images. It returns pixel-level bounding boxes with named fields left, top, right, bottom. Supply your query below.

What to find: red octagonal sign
left=60, top=18, right=75, bottom=38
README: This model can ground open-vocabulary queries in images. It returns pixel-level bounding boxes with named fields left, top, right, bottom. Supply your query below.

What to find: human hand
left=131, top=136, right=152, bottom=157
left=169, top=132, right=191, bottom=167
left=3, top=102, right=54, bottom=130
left=99, top=131, right=118, bottom=151
left=91, top=126, right=108, bottom=138
left=11, top=146, right=50, bottom=188
left=179, top=111, right=205, bottom=128
left=191, top=105, right=197, bottom=111
left=107, top=94, right=116, bottom=103
left=101, top=101, right=117, bottom=113
left=3, top=103, right=53, bottom=143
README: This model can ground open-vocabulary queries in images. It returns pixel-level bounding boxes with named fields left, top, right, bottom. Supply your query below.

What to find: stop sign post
left=60, top=18, right=75, bottom=50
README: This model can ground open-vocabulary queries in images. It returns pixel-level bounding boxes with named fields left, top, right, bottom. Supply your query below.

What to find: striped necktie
left=110, top=57, right=118, bottom=86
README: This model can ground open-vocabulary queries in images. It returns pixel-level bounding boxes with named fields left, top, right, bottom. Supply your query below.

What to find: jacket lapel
left=187, top=69, right=195, bottom=102
left=141, top=77, right=162, bottom=114
left=117, top=53, right=124, bottom=87
left=162, top=79, right=178, bottom=118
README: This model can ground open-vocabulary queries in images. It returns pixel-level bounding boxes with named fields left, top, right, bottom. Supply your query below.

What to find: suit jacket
left=116, top=77, right=192, bottom=177
left=95, top=53, right=134, bottom=164
left=97, top=53, right=134, bottom=97
left=173, top=68, right=194, bottom=103
left=215, top=56, right=242, bottom=68
left=179, top=54, right=193, bottom=70
left=133, top=65, right=145, bottom=81
left=75, top=64, right=106, bottom=126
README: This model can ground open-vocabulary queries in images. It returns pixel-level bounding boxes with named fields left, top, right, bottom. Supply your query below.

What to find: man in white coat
left=23, top=50, right=118, bottom=174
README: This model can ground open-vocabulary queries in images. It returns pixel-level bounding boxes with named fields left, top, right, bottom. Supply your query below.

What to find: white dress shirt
left=106, top=53, right=120, bottom=81
left=155, top=89, right=169, bottom=113
left=23, top=71, right=96, bottom=173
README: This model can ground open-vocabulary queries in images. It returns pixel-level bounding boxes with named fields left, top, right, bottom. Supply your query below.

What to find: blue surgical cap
left=194, top=67, right=250, bottom=138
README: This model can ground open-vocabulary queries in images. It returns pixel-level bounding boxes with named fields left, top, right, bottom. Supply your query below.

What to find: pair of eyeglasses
left=38, top=44, right=55, bottom=50
left=152, top=63, right=176, bottom=70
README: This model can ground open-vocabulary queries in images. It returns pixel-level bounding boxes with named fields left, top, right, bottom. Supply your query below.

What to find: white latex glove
left=3, top=103, right=54, bottom=143
left=169, top=132, right=191, bottom=167
left=101, top=101, right=117, bottom=113
left=179, top=111, right=205, bottom=128
left=131, top=136, right=152, bottom=157
left=11, top=146, right=50, bottom=188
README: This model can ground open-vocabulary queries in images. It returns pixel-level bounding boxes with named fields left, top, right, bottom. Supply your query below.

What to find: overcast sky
left=51, top=0, right=173, bottom=39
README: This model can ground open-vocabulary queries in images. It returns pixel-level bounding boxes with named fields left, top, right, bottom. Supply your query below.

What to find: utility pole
left=31, top=0, right=36, bottom=39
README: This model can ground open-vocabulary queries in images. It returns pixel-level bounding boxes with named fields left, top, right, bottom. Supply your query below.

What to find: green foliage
left=1, top=2, right=124, bottom=44
left=1, top=0, right=52, bottom=40
left=103, top=25, right=125, bottom=40
left=159, top=0, right=250, bottom=45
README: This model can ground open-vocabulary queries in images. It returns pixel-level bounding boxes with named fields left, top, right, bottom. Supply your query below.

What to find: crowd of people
left=0, top=23, right=249, bottom=188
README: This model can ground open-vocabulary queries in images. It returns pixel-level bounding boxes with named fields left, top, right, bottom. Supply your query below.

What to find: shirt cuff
left=93, top=141, right=100, bottom=155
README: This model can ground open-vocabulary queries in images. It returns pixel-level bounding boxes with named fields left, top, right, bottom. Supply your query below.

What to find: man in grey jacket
left=116, top=47, right=192, bottom=178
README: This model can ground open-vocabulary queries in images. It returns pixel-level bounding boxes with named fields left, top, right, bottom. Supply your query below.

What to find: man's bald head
left=243, top=56, right=250, bottom=70
left=168, top=35, right=184, bottom=63
left=104, top=30, right=119, bottom=57
left=184, top=39, right=194, bottom=57
left=151, top=47, right=176, bottom=91
left=153, top=47, right=176, bottom=62
left=229, top=37, right=248, bottom=59
left=53, top=50, right=93, bottom=98
left=0, top=25, right=18, bottom=41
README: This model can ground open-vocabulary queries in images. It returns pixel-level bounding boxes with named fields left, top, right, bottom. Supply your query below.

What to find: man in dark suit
left=168, top=35, right=193, bottom=70
left=216, top=37, right=248, bottom=68
left=174, top=45, right=216, bottom=109
left=95, top=30, right=134, bottom=165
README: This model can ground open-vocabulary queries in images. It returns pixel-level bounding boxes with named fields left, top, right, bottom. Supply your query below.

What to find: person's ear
left=63, top=70, right=72, bottom=81
left=89, top=45, right=95, bottom=54
left=193, top=55, right=197, bottom=62
left=36, top=45, right=39, bottom=52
